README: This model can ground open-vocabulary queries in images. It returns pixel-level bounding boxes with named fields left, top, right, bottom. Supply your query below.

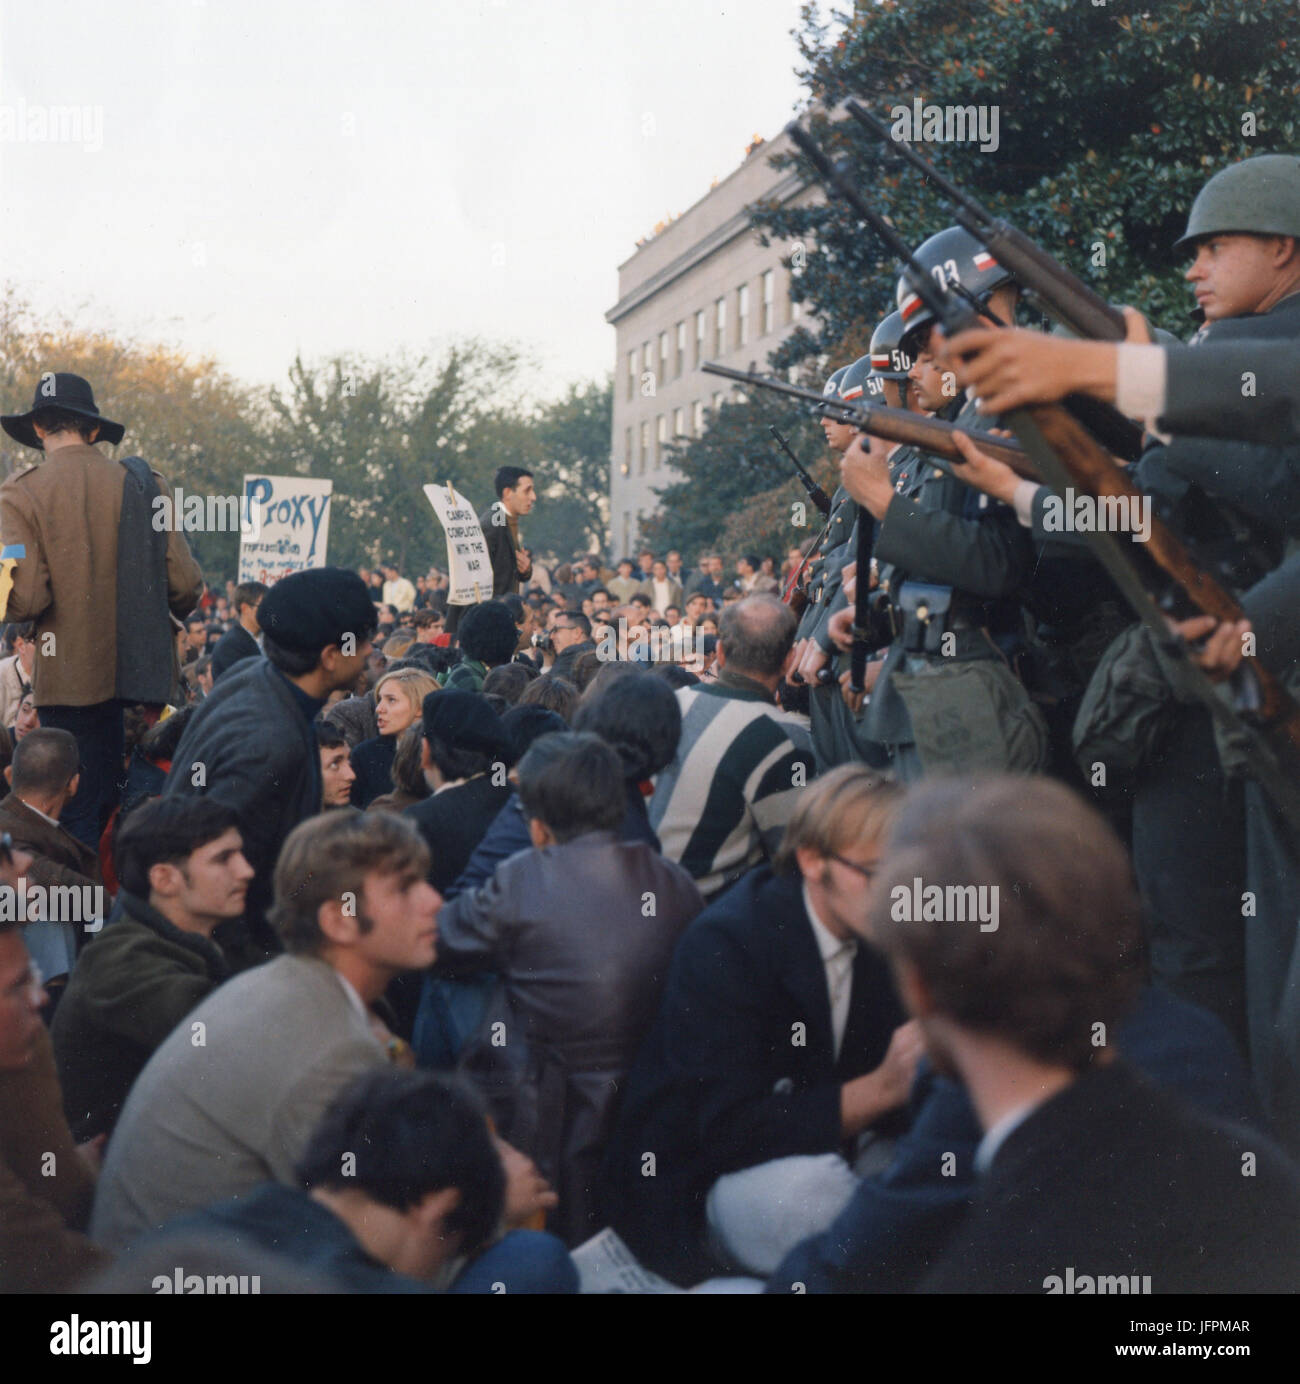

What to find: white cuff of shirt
left=1115, top=344, right=1171, bottom=443
left=1012, top=479, right=1042, bottom=529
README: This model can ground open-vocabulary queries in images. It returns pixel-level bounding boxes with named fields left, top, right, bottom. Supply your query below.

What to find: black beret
left=258, top=567, right=378, bottom=655
left=421, top=689, right=507, bottom=757
left=457, top=600, right=520, bottom=666
left=499, top=706, right=567, bottom=766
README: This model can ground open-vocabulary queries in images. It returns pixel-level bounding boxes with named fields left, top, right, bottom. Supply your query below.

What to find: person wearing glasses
left=546, top=613, right=596, bottom=684
left=603, top=765, right=923, bottom=1286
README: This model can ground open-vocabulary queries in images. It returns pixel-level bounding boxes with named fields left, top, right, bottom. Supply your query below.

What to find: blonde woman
left=348, top=667, right=438, bottom=807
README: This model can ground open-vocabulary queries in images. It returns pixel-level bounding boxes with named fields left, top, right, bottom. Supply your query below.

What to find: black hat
left=458, top=600, right=520, bottom=667
left=258, top=567, right=377, bottom=655
left=500, top=705, right=567, bottom=765
left=2, top=373, right=125, bottom=449
left=421, top=689, right=508, bottom=757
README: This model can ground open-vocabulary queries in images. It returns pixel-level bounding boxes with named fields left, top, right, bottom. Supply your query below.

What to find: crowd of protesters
left=1, top=382, right=1298, bottom=1298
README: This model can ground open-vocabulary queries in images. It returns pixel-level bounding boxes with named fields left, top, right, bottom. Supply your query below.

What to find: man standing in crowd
left=51, top=797, right=250, bottom=1140
left=547, top=612, right=596, bottom=682
left=651, top=594, right=813, bottom=898
left=317, top=722, right=358, bottom=808
left=447, top=467, right=536, bottom=636
left=641, top=559, right=683, bottom=617
left=381, top=562, right=417, bottom=615
left=0, top=373, right=203, bottom=846
left=210, top=580, right=267, bottom=682
left=164, top=566, right=376, bottom=965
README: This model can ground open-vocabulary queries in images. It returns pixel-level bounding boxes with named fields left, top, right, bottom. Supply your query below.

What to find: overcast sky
left=0, top=0, right=815, bottom=401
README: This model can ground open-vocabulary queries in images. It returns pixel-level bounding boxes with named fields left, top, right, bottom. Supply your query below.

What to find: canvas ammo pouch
left=891, top=583, right=1049, bottom=774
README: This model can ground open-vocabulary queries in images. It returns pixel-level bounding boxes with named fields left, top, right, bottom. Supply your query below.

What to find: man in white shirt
left=641, top=559, right=683, bottom=619
left=381, top=563, right=417, bottom=614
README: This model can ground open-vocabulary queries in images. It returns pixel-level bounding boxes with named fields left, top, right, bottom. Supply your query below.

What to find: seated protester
left=435, top=733, right=703, bottom=1244
left=517, top=673, right=578, bottom=722
left=91, top=810, right=443, bottom=1247
left=602, top=766, right=916, bottom=1285
left=317, top=721, right=357, bottom=808
left=0, top=875, right=112, bottom=1292
left=404, top=691, right=512, bottom=896
left=860, top=776, right=1300, bottom=1294
left=209, top=580, right=266, bottom=682
left=350, top=668, right=438, bottom=808
left=8, top=689, right=39, bottom=745
left=650, top=594, right=813, bottom=900
left=441, top=601, right=517, bottom=694
left=163, top=567, right=378, bottom=966
left=445, top=673, right=675, bottom=902
left=369, top=725, right=430, bottom=814
left=547, top=613, right=596, bottom=684
left=0, top=621, right=35, bottom=730
left=0, top=729, right=103, bottom=1000
left=481, top=661, right=537, bottom=707
left=50, top=799, right=250, bottom=1141
left=154, top=1067, right=577, bottom=1294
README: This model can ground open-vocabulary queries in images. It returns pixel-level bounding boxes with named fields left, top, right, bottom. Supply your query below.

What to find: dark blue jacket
left=767, top=984, right=1266, bottom=1293
left=600, top=865, right=905, bottom=1284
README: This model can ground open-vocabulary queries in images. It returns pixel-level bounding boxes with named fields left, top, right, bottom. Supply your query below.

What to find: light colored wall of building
left=605, top=130, right=821, bottom=558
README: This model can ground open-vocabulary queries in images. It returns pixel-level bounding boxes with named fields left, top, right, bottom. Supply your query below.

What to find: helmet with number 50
left=895, top=225, right=1015, bottom=340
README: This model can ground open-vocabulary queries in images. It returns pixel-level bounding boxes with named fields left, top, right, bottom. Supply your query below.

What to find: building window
left=656, top=415, right=667, bottom=469
left=626, top=350, right=636, bottom=402
left=643, top=341, right=653, bottom=378
left=623, top=511, right=630, bottom=558
left=736, top=283, right=750, bottom=347
left=673, top=406, right=684, bottom=439
left=761, top=270, right=774, bottom=334
left=694, top=310, right=705, bottom=367
left=659, top=331, right=669, bottom=384
left=715, top=297, right=726, bottom=357
left=711, top=390, right=724, bottom=413
left=789, top=275, right=802, bottom=322
left=675, top=321, right=686, bottom=378
left=639, top=421, right=649, bottom=474
left=692, top=400, right=705, bottom=436
left=623, top=426, right=632, bottom=475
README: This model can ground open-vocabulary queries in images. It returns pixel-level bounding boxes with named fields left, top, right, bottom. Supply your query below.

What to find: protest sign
left=238, top=475, right=332, bottom=584
left=422, top=482, right=492, bottom=605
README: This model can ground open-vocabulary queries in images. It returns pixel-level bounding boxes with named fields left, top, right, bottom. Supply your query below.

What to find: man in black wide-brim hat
left=0, top=372, right=204, bottom=847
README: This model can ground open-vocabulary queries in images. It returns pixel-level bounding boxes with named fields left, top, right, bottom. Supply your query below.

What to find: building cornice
left=605, top=169, right=809, bottom=326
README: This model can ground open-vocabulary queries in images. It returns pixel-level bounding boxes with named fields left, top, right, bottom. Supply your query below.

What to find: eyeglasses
left=829, top=853, right=878, bottom=882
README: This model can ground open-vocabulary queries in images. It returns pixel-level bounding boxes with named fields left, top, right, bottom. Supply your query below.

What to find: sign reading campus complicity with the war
left=423, top=483, right=491, bottom=606
left=238, top=475, right=333, bottom=585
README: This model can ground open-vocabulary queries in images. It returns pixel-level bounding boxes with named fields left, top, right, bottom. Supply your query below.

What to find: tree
left=522, top=378, right=612, bottom=561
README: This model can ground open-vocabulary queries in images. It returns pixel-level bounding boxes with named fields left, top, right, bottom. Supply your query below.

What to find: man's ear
left=148, top=860, right=184, bottom=899
left=411, top=1186, right=461, bottom=1237
left=526, top=817, right=552, bottom=849
left=3, top=766, right=10, bottom=787
left=420, top=738, right=433, bottom=770
left=317, top=895, right=362, bottom=947
left=793, top=845, right=824, bottom=883
left=66, top=773, right=81, bottom=800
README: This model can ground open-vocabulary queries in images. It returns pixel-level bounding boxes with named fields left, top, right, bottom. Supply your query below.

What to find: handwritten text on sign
left=423, top=484, right=491, bottom=606
left=238, top=475, right=333, bottom=584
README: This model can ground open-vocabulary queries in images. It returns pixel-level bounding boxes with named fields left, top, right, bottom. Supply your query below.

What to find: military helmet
left=836, top=354, right=874, bottom=414
left=1174, top=154, right=1300, bottom=252
left=816, top=363, right=850, bottom=416
left=895, top=225, right=1014, bottom=337
left=869, top=310, right=915, bottom=381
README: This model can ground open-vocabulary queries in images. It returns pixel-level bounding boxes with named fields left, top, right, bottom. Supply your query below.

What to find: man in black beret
left=443, top=601, right=519, bottom=694
left=404, top=690, right=512, bottom=896
left=162, top=567, right=377, bottom=966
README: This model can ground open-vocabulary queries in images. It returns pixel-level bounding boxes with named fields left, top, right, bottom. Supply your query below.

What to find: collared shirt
left=652, top=578, right=672, bottom=611
left=802, top=881, right=857, bottom=1060
left=974, top=1098, right=1042, bottom=1174
left=334, top=969, right=369, bottom=1027
left=21, top=799, right=62, bottom=829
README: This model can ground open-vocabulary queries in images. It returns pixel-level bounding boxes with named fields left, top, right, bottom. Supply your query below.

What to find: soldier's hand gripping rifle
left=842, top=101, right=1145, bottom=464
left=787, top=117, right=1300, bottom=845
left=769, top=426, right=833, bottom=517
left=703, top=360, right=1040, bottom=482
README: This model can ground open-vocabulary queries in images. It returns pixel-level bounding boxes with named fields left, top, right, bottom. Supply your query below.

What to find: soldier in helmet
left=867, top=310, right=914, bottom=411
left=826, top=228, right=1044, bottom=782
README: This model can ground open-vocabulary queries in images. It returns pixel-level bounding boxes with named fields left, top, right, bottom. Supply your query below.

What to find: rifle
left=769, top=426, right=833, bottom=517
left=703, top=360, right=1039, bottom=482
left=787, top=117, right=1300, bottom=845
left=812, top=111, right=1144, bottom=463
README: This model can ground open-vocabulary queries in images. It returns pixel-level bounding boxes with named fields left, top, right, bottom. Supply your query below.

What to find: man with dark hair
left=641, top=559, right=684, bottom=618
left=181, top=614, right=208, bottom=666
left=0, top=727, right=102, bottom=993
left=445, top=468, right=536, bottom=640
left=412, top=606, right=448, bottom=647
left=317, top=721, right=357, bottom=808
left=0, top=621, right=35, bottom=730
left=405, top=691, right=512, bottom=895
left=163, top=567, right=376, bottom=965
left=0, top=374, right=204, bottom=847
left=651, top=594, right=813, bottom=898
left=442, top=600, right=517, bottom=693
left=607, top=558, right=640, bottom=604
left=159, top=1067, right=578, bottom=1293
left=91, top=810, right=443, bottom=1246
left=381, top=562, right=416, bottom=615
left=50, top=798, right=250, bottom=1140
left=210, top=580, right=267, bottom=682
left=435, top=732, right=702, bottom=1242
left=869, top=777, right=1300, bottom=1294
left=547, top=611, right=595, bottom=684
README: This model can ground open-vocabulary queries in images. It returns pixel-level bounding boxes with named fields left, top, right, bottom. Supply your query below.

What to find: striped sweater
left=650, top=676, right=814, bottom=898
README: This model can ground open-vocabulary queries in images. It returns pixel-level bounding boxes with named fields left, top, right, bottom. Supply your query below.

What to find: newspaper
left=571, top=1227, right=686, bottom=1294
